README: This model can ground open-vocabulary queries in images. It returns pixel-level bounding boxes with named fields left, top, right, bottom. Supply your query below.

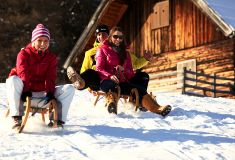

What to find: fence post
left=182, top=67, right=186, bottom=94
left=212, top=73, right=216, bottom=98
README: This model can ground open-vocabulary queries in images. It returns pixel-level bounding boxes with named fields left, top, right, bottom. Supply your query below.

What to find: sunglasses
left=112, top=35, right=124, bottom=40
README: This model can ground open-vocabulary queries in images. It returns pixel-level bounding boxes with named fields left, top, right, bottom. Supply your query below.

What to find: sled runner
left=93, top=87, right=140, bottom=112
left=6, top=96, right=58, bottom=133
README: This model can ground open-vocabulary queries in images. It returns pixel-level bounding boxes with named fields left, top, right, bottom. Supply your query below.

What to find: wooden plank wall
left=120, top=0, right=226, bottom=57
left=147, top=38, right=234, bottom=91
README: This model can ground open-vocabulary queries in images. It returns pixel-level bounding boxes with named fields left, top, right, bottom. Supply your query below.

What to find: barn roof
left=63, top=0, right=235, bottom=69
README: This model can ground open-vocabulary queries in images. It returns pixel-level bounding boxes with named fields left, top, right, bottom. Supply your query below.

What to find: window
left=151, top=0, right=169, bottom=29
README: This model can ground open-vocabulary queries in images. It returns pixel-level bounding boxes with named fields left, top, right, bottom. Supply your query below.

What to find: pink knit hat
left=31, top=24, right=50, bottom=42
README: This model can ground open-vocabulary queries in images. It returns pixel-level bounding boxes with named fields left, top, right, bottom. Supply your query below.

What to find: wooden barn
left=64, top=0, right=235, bottom=98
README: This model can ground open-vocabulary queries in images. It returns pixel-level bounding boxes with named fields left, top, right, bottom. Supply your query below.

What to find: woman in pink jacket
left=96, top=26, right=171, bottom=116
left=6, top=24, right=75, bottom=129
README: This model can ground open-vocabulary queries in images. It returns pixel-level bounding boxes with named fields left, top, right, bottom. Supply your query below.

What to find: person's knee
left=6, top=75, right=24, bottom=89
left=56, top=84, right=75, bottom=98
left=64, top=84, right=75, bottom=95
left=141, top=72, right=149, bottom=79
left=100, top=80, right=116, bottom=92
left=86, top=69, right=97, bottom=74
left=81, top=69, right=98, bottom=78
left=6, top=75, right=22, bottom=83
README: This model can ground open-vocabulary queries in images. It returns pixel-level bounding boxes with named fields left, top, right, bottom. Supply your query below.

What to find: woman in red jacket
left=96, top=26, right=171, bottom=115
left=6, top=24, right=75, bottom=129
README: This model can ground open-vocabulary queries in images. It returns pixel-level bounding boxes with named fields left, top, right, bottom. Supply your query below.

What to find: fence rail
left=182, top=68, right=235, bottom=98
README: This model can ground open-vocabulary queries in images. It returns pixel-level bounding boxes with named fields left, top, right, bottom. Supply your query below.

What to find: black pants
left=80, top=69, right=100, bottom=91
left=129, top=71, right=149, bottom=92
left=100, top=72, right=149, bottom=102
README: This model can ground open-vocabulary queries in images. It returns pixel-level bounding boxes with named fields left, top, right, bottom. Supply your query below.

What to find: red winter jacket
left=9, top=44, right=57, bottom=93
left=96, top=41, right=134, bottom=82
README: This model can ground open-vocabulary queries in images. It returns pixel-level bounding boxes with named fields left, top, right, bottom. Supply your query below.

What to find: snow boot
left=67, top=66, right=85, bottom=90
left=105, top=91, right=118, bottom=114
left=48, top=101, right=64, bottom=128
left=141, top=94, right=171, bottom=117
left=48, top=120, right=64, bottom=128
left=12, top=116, right=22, bottom=129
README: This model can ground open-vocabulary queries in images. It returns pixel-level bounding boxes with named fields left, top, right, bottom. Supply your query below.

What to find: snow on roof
left=204, top=0, right=235, bottom=37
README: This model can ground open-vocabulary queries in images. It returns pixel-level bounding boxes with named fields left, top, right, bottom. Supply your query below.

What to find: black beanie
left=95, top=25, right=109, bottom=36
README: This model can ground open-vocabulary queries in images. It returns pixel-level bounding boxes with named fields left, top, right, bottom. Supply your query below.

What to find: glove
left=45, top=92, right=56, bottom=104
left=21, top=91, right=32, bottom=102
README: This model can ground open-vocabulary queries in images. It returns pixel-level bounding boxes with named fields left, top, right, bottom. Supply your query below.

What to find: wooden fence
left=182, top=68, right=235, bottom=98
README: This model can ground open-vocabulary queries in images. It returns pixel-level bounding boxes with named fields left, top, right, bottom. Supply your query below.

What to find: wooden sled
left=93, top=87, right=140, bottom=112
left=6, top=96, right=58, bottom=133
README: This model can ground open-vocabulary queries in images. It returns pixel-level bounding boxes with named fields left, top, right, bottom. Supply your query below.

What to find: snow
left=0, top=83, right=235, bottom=160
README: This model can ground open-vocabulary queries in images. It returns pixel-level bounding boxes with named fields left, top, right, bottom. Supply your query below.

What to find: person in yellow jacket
left=68, top=24, right=153, bottom=93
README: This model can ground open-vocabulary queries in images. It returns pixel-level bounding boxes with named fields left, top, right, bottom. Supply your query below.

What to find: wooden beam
left=63, top=0, right=110, bottom=69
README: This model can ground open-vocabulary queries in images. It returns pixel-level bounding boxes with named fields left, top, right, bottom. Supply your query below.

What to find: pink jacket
left=96, top=42, right=134, bottom=82
left=9, top=44, right=57, bottom=93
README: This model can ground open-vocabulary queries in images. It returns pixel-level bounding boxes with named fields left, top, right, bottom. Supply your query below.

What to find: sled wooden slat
left=93, top=91, right=106, bottom=106
left=5, top=108, right=10, bottom=117
left=6, top=96, right=58, bottom=133
left=129, top=88, right=139, bottom=112
left=18, top=97, right=31, bottom=133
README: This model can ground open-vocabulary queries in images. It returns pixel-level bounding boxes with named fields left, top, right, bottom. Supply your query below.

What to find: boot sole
left=67, top=66, right=85, bottom=89
left=161, top=105, right=172, bottom=117
left=108, top=102, right=117, bottom=114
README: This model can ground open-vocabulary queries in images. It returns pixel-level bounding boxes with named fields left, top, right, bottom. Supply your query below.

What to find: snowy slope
left=0, top=83, right=235, bottom=160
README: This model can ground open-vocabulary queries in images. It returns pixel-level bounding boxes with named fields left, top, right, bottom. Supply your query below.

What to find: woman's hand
left=115, top=65, right=124, bottom=72
left=143, top=50, right=153, bottom=61
left=110, top=75, right=119, bottom=83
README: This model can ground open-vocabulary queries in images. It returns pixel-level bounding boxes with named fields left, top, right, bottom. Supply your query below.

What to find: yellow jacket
left=80, top=41, right=149, bottom=73
left=80, top=41, right=100, bottom=73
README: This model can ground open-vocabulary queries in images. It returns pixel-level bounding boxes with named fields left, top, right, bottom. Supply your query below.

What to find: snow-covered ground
left=0, top=83, right=235, bottom=160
